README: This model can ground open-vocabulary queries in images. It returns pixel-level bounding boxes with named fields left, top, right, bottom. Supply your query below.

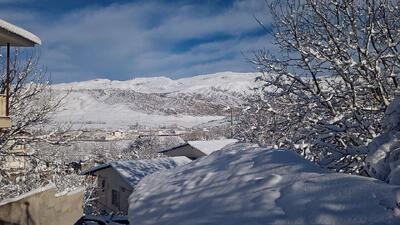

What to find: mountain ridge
left=51, top=72, right=259, bottom=129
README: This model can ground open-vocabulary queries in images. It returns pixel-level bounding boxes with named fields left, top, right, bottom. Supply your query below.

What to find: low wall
left=0, top=185, right=84, bottom=225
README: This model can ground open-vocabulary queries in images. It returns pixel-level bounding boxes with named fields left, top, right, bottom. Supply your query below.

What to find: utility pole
left=224, top=106, right=234, bottom=138
left=6, top=43, right=10, bottom=116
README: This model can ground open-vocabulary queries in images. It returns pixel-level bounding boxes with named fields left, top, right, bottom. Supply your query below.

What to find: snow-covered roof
left=159, top=139, right=238, bottom=156
left=187, top=139, right=238, bottom=155
left=81, top=157, right=191, bottom=187
left=158, top=143, right=190, bottom=153
left=129, top=143, right=400, bottom=225
left=0, top=19, right=41, bottom=47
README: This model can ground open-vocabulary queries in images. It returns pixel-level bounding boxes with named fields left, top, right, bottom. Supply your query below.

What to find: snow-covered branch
left=239, top=0, right=400, bottom=174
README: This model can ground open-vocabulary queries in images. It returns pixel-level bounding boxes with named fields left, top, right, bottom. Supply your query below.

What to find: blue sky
left=0, top=0, right=273, bottom=82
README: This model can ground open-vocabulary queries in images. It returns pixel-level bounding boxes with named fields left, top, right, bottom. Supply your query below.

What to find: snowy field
left=52, top=100, right=223, bottom=130
left=128, top=143, right=400, bottom=225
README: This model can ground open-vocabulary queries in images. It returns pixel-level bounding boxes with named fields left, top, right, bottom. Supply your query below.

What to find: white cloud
left=0, top=0, right=274, bottom=82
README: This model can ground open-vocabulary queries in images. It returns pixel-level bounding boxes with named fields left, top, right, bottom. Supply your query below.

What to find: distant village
left=1, top=125, right=230, bottom=175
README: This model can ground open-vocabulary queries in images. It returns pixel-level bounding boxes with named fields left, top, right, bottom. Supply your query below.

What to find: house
left=159, top=139, right=238, bottom=160
left=105, top=130, right=125, bottom=140
left=3, top=133, right=33, bottom=172
left=81, top=157, right=190, bottom=214
left=3, top=153, right=30, bottom=172
left=0, top=19, right=41, bottom=128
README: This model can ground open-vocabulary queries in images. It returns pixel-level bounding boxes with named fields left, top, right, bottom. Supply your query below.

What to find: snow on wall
left=129, top=143, right=400, bottom=225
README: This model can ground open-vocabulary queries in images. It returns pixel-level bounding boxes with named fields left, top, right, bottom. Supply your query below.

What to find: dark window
left=101, top=179, right=105, bottom=191
left=111, top=189, right=120, bottom=209
left=98, top=176, right=106, bottom=192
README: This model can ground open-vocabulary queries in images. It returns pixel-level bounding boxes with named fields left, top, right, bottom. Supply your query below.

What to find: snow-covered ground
left=128, top=143, right=400, bottom=225
left=51, top=72, right=258, bottom=129
left=53, top=94, right=222, bottom=129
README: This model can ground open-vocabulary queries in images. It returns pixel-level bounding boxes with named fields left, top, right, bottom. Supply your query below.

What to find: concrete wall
left=0, top=185, right=84, bottom=225
left=95, top=168, right=133, bottom=214
left=162, top=145, right=205, bottom=160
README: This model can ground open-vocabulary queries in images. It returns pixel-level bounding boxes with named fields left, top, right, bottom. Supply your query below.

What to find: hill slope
left=51, top=72, right=258, bottom=129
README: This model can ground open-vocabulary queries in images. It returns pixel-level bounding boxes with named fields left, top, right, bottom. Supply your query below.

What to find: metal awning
left=0, top=19, right=41, bottom=47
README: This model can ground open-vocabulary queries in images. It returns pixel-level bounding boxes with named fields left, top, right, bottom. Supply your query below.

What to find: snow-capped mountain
left=51, top=72, right=259, bottom=129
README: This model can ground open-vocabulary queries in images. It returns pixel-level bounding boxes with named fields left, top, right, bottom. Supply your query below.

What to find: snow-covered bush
left=367, top=94, right=400, bottom=184
left=243, top=0, right=400, bottom=173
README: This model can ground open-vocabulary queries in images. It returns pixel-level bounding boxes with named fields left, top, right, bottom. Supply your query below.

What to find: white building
left=3, top=133, right=33, bottom=172
left=105, top=130, right=125, bottom=141
left=81, top=157, right=190, bottom=214
left=159, top=139, right=238, bottom=160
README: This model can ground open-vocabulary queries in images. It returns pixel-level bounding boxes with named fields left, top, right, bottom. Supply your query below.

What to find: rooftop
left=81, top=157, right=191, bottom=187
left=159, top=139, right=238, bottom=156
left=0, top=19, right=41, bottom=47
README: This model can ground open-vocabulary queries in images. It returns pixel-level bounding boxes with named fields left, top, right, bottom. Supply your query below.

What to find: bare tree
left=0, top=49, right=71, bottom=200
left=246, top=0, right=400, bottom=174
left=0, top=49, right=69, bottom=152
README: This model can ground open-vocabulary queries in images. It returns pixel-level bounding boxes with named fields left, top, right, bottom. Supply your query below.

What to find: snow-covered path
left=128, top=143, right=400, bottom=225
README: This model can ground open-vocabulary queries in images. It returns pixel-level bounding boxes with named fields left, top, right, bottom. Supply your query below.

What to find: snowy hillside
left=128, top=143, right=400, bottom=225
left=51, top=72, right=259, bottom=129
left=53, top=72, right=257, bottom=94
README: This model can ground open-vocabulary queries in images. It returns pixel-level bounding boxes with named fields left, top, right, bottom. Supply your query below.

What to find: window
left=98, top=176, right=106, bottom=192
left=111, top=189, right=120, bottom=209
left=101, top=179, right=105, bottom=192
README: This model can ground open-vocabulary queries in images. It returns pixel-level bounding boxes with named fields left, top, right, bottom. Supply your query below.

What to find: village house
left=81, top=157, right=190, bottom=214
left=2, top=132, right=34, bottom=172
left=159, top=139, right=238, bottom=160
left=0, top=19, right=41, bottom=128
left=0, top=17, right=41, bottom=181
left=105, top=130, right=125, bottom=141
left=3, top=143, right=30, bottom=172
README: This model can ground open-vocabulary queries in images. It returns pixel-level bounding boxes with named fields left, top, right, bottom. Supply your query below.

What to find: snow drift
left=128, top=143, right=400, bottom=225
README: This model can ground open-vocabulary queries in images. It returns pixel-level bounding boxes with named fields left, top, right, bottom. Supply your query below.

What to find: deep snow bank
left=128, top=143, right=400, bottom=225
